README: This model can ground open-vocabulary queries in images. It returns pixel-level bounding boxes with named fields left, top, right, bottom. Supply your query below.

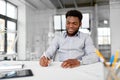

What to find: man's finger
left=64, top=63, right=71, bottom=68
left=40, top=56, right=49, bottom=67
left=61, top=59, right=80, bottom=68
left=61, top=61, right=70, bottom=68
left=61, top=62, right=67, bottom=67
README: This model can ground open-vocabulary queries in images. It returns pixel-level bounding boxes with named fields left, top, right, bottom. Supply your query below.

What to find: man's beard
left=66, top=30, right=79, bottom=36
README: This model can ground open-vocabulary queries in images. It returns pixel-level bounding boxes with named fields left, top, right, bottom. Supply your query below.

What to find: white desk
left=0, top=61, right=105, bottom=80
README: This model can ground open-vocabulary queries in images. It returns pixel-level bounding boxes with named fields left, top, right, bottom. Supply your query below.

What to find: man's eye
left=73, top=23, right=77, bottom=25
left=66, top=22, right=70, bottom=24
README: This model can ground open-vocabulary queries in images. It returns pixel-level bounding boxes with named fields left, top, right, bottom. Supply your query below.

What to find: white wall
left=17, top=3, right=26, bottom=60
left=30, top=9, right=55, bottom=59
left=110, top=0, right=120, bottom=57
left=26, top=6, right=37, bottom=60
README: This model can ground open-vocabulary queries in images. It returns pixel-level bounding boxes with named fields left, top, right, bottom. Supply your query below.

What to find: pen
left=112, top=51, right=119, bottom=68
left=96, top=49, right=106, bottom=62
left=109, top=55, right=114, bottom=66
left=96, top=49, right=109, bottom=67
left=114, top=61, right=120, bottom=71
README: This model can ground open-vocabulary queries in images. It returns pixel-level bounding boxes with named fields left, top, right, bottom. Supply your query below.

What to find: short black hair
left=66, top=10, right=83, bottom=22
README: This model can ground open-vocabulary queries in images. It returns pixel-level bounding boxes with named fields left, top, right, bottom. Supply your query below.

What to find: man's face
left=66, top=16, right=81, bottom=36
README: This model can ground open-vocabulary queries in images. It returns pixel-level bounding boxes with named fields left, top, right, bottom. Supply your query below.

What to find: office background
left=0, top=0, right=120, bottom=61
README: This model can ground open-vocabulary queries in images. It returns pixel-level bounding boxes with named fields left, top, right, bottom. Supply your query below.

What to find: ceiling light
left=104, top=20, right=108, bottom=24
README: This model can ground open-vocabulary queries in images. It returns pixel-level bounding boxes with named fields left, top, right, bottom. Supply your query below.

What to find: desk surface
left=0, top=61, right=105, bottom=80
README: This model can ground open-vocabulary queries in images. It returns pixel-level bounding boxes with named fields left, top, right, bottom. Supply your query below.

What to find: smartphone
left=0, top=69, right=33, bottom=79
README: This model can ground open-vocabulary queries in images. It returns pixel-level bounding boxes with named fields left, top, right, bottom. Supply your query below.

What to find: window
left=54, top=15, right=61, bottom=30
left=53, top=13, right=90, bottom=34
left=98, top=28, right=111, bottom=59
left=7, top=2, right=17, bottom=19
left=0, top=0, right=6, bottom=15
left=0, top=19, right=5, bottom=51
left=0, top=0, right=17, bottom=55
left=98, top=28, right=110, bottom=45
left=81, top=13, right=89, bottom=29
left=7, top=21, right=16, bottom=52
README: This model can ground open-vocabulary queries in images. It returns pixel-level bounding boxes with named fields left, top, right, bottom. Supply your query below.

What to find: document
left=0, top=63, right=24, bottom=70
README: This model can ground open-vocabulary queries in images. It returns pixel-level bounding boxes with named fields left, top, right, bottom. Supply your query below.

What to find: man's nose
left=69, top=23, right=73, bottom=27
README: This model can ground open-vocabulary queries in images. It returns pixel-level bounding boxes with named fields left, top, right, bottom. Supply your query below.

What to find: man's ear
left=79, top=22, right=82, bottom=27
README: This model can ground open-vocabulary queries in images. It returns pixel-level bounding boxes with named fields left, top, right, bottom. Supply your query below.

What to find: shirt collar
left=63, top=31, right=80, bottom=38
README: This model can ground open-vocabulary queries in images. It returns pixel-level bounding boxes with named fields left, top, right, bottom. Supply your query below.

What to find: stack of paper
left=0, top=64, right=24, bottom=70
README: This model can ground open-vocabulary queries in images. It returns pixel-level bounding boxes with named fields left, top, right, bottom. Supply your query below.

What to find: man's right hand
left=39, top=56, right=50, bottom=67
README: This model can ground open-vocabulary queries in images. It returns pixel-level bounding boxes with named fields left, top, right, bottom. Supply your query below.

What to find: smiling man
left=39, top=10, right=98, bottom=68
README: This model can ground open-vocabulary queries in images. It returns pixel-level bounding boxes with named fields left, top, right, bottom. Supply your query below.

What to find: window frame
left=0, top=0, right=18, bottom=56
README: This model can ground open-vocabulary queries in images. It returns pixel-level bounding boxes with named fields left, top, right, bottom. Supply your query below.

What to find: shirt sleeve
left=44, top=36, right=59, bottom=59
left=82, top=35, right=99, bottom=65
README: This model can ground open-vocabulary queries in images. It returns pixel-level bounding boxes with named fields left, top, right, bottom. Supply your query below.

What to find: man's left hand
left=61, top=59, right=80, bottom=68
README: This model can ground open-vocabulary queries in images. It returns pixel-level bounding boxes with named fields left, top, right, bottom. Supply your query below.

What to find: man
left=39, top=10, right=98, bottom=68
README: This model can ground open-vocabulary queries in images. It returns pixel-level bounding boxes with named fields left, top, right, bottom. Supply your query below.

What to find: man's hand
left=39, top=56, right=50, bottom=67
left=61, top=59, right=80, bottom=68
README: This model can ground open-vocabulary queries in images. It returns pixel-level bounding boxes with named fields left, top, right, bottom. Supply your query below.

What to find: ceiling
left=50, top=0, right=109, bottom=9
left=25, top=0, right=109, bottom=10
left=25, top=0, right=55, bottom=10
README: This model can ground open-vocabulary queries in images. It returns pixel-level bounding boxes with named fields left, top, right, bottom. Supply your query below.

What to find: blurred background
left=0, top=0, right=120, bottom=61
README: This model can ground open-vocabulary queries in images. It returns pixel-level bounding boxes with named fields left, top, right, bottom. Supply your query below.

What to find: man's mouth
left=68, top=29, right=74, bottom=33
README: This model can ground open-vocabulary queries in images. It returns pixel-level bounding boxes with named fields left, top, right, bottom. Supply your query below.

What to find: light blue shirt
left=44, top=31, right=98, bottom=64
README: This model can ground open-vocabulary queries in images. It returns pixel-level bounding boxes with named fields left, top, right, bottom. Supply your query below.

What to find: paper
left=0, top=64, right=24, bottom=70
